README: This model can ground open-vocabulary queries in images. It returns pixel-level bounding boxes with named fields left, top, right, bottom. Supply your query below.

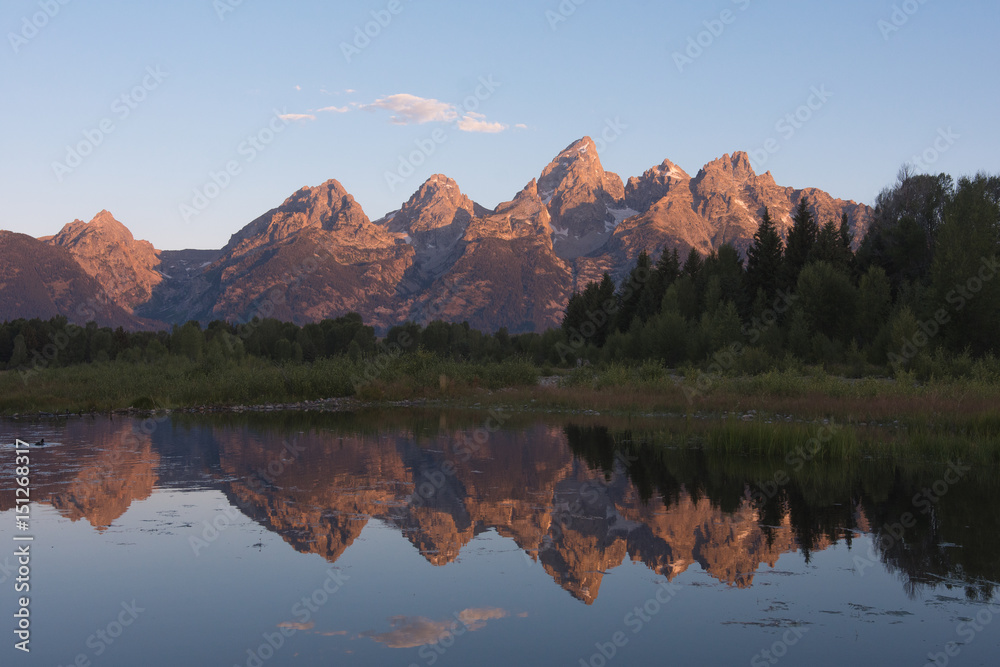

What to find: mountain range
left=1, top=137, right=872, bottom=332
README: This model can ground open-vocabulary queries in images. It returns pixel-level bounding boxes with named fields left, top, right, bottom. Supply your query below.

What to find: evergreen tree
left=616, top=251, right=653, bottom=332
left=838, top=213, right=855, bottom=267
left=856, top=168, right=953, bottom=293
left=648, top=247, right=681, bottom=313
left=655, top=247, right=681, bottom=290
left=702, top=245, right=745, bottom=313
left=814, top=220, right=841, bottom=266
left=745, top=208, right=784, bottom=301
left=682, top=248, right=703, bottom=278
left=782, top=198, right=818, bottom=289
left=930, top=174, right=1000, bottom=355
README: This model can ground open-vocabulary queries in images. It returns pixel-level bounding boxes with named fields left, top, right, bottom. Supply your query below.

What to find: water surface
left=1, top=411, right=998, bottom=666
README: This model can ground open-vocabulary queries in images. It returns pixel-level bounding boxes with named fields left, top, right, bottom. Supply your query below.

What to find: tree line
left=560, top=169, right=1000, bottom=373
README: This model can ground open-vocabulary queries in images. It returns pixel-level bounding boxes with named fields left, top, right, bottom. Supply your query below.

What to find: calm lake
left=1, top=410, right=998, bottom=666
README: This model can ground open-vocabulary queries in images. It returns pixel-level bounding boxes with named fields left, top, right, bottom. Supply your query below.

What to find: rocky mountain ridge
left=5, top=138, right=873, bottom=332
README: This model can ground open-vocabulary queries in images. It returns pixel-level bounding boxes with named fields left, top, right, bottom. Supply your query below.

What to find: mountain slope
left=46, top=210, right=163, bottom=312
left=0, top=231, right=150, bottom=328
left=195, top=179, right=414, bottom=325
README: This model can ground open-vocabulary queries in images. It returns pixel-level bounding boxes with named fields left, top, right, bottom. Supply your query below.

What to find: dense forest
left=2, top=169, right=998, bottom=382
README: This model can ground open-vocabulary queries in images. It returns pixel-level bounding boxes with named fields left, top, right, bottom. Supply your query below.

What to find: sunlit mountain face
left=6, top=140, right=871, bottom=333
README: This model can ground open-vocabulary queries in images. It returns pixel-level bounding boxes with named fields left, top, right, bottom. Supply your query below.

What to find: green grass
left=0, top=352, right=539, bottom=414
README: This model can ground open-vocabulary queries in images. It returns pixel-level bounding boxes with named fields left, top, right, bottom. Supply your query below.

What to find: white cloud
left=285, top=92, right=516, bottom=133
left=515, top=123, right=528, bottom=130
left=294, top=85, right=302, bottom=91
left=362, top=94, right=458, bottom=125
left=345, top=89, right=357, bottom=94
left=457, top=112, right=507, bottom=134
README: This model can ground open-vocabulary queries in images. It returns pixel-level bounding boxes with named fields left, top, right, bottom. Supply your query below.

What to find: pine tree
left=782, top=198, right=818, bottom=289
left=745, top=207, right=784, bottom=301
left=682, top=248, right=703, bottom=277
left=814, top=220, right=841, bottom=265
left=838, top=213, right=856, bottom=274
left=656, top=247, right=681, bottom=288
left=616, top=251, right=653, bottom=333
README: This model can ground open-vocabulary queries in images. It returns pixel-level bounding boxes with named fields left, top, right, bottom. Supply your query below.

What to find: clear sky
left=2, top=0, right=997, bottom=250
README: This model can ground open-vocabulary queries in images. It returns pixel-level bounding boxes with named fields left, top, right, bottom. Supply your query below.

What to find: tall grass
left=0, top=352, right=539, bottom=414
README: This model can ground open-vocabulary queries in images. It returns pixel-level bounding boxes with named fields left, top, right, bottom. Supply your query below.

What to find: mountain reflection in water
left=2, top=410, right=996, bottom=607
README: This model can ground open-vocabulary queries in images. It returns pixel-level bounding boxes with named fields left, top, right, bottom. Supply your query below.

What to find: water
left=1, top=411, right=998, bottom=666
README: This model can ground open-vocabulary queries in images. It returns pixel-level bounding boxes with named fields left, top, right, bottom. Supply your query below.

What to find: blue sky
left=2, top=0, right=997, bottom=250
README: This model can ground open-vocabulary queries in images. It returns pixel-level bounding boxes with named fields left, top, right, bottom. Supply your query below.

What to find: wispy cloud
left=279, top=93, right=516, bottom=133
left=458, top=112, right=507, bottom=134
left=362, top=94, right=457, bottom=125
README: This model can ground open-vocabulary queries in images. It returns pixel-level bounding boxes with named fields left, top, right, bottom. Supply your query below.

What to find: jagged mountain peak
left=54, top=210, right=136, bottom=244
left=625, top=159, right=692, bottom=212
left=536, top=139, right=627, bottom=260
left=653, top=158, right=690, bottom=180
left=279, top=178, right=357, bottom=216
left=46, top=210, right=161, bottom=312
left=698, top=151, right=757, bottom=184
left=91, top=209, right=120, bottom=226
left=224, top=178, right=382, bottom=254
left=384, top=174, right=487, bottom=240
left=407, top=174, right=469, bottom=208
left=538, top=137, right=609, bottom=193
left=555, top=135, right=598, bottom=158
